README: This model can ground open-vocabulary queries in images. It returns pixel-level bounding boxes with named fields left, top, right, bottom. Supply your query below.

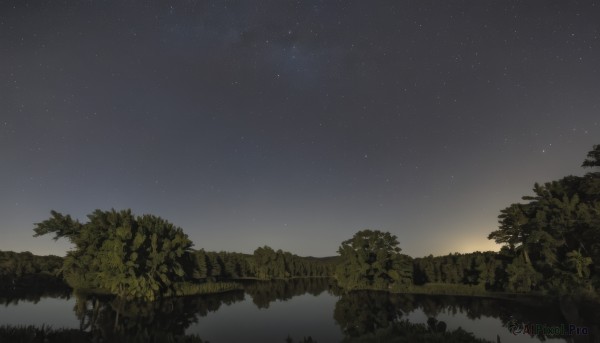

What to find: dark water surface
left=1, top=279, right=598, bottom=342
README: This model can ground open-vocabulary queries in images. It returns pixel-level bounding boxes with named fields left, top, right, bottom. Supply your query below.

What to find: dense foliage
left=335, top=230, right=413, bottom=291
left=0, top=250, right=63, bottom=279
left=488, top=144, right=600, bottom=293
left=34, top=209, right=195, bottom=300
left=188, top=247, right=334, bottom=281
left=0, top=250, right=66, bottom=296
left=336, top=145, right=600, bottom=297
left=413, top=252, right=504, bottom=289
left=32, top=209, right=335, bottom=300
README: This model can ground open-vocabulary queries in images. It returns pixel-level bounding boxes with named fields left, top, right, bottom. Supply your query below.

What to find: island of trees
left=2, top=144, right=599, bottom=303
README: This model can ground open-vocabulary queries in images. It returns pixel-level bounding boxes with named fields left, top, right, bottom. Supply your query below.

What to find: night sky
left=1, top=1, right=599, bottom=258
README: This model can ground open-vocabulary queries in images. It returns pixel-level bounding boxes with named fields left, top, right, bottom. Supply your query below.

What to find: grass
left=403, top=283, right=490, bottom=296
left=74, top=281, right=243, bottom=299
left=172, top=281, right=243, bottom=296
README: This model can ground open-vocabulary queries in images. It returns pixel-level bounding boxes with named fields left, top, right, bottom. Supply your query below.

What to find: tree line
left=486, top=144, right=600, bottom=294
left=5, top=144, right=598, bottom=300
left=26, top=209, right=336, bottom=300
left=412, top=251, right=503, bottom=288
left=0, top=250, right=63, bottom=278
left=336, top=144, right=600, bottom=296
left=188, top=247, right=334, bottom=281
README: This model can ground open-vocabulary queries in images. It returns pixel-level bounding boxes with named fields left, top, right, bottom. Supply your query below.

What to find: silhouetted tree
left=582, top=144, right=600, bottom=168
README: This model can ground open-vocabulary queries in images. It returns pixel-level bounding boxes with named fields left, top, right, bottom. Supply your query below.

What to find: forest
left=2, top=144, right=599, bottom=302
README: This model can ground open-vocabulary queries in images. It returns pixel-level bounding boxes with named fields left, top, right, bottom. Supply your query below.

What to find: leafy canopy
left=487, top=144, right=600, bottom=293
left=336, top=229, right=412, bottom=291
left=34, top=209, right=193, bottom=301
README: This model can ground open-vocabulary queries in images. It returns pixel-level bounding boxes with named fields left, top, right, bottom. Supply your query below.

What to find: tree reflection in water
left=1, top=278, right=599, bottom=342
left=0, top=274, right=71, bottom=306
left=73, top=290, right=244, bottom=342
left=242, top=277, right=332, bottom=309
left=333, top=291, right=600, bottom=342
left=333, top=291, right=494, bottom=342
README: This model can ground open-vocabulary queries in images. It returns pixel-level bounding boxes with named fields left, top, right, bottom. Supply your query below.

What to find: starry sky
left=1, top=1, right=599, bottom=258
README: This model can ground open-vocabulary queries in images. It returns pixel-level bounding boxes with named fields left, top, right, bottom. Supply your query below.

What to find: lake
left=0, top=278, right=597, bottom=342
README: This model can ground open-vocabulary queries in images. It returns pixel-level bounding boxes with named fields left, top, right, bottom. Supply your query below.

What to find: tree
left=566, top=249, right=592, bottom=279
left=34, top=209, right=193, bottom=301
left=487, top=144, right=600, bottom=294
left=582, top=144, right=600, bottom=168
left=335, top=230, right=412, bottom=291
left=192, top=250, right=208, bottom=279
left=253, top=246, right=276, bottom=280
left=505, top=254, right=542, bottom=293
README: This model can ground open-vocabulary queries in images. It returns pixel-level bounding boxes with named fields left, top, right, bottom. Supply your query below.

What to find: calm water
left=1, top=279, right=598, bottom=342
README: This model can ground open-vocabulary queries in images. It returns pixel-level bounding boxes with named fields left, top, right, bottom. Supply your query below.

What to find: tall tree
left=582, top=144, right=600, bottom=168
left=336, top=230, right=412, bottom=291
left=487, top=144, right=600, bottom=293
left=34, top=209, right=193, bottom=301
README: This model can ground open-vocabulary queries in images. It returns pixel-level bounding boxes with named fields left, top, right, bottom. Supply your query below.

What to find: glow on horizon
left=6, top=221, right=504, bottom=259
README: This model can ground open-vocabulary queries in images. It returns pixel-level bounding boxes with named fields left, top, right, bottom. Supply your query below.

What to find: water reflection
left=0, top=274, right=71, bottom=306
left=243, top=277, right=332, bottom=309
left=72, top=290, right=244, bottom=342
left=333, top=291, right=498, bottom=342
left=334, top=291, right=404, bottom=338
left=333, top=291, right=600, bottom=343
left=1, top=278, right=599, bottom=342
